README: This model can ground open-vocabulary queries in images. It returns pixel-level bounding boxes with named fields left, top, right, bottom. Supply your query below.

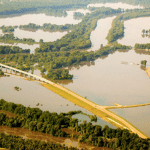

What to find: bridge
left=0, top=63, right=54, bottom=85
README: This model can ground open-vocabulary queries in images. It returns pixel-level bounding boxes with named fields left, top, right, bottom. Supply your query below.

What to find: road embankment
left=41, top=83, right=148, bottom=139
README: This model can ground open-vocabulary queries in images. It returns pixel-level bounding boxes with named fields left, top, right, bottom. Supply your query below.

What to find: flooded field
left=118, top=17, right=150, bottom=46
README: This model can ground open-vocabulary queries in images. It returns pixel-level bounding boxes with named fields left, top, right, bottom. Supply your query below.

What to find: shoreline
left=41, top=83, right=148, bottom=139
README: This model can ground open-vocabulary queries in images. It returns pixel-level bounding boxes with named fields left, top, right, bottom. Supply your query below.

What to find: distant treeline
left=0, top=0, right=150, bottom=18
left=0, top=99, right=150, bottom=149
left=19, top=23, right=74, bottom=32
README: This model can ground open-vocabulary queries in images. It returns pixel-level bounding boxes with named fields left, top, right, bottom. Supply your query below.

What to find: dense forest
left=0, top=99, right=150, bottom=150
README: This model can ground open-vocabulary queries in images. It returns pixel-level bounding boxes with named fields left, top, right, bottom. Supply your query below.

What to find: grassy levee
left=41, top=83, right=148, bottom=139
left=41, top=83, right=107, bottom=118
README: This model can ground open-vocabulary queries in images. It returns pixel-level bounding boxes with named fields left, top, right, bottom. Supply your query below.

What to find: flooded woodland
left=0, top=1, right=150, bottom=149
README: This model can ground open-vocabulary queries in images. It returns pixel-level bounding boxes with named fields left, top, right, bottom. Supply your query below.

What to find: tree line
left=0, top=99, right=150, bottom=149
left=19, top=23, right=74, bottom=32
left=0, top=33, right=37, bottom=44
left=0, top=25, right=18, bottom=33
left=134, top=43, right=150, bottom=50
left=0, top=45, right=30, bottom=54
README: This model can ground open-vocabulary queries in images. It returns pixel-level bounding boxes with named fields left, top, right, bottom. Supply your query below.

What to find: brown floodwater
left=62, top=49, right=150, bottom=137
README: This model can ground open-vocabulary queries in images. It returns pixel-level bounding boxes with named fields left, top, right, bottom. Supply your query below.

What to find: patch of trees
left=0, top=99, right=150, bottom=149
left=46, top=69, right=73, bottom=80
left=135, top=43, right=150, bottom=50
left=0, top=133, right=79, bottom=150
left=73, top=12, right=84, bottom=20
left=0, top=69, right=4, bottom=77
left=141, top=60, right=147, bottom=66
left=19, top=23, right=74, bottom=32
left=0, top=45, right=30, bottom=54
left=0, top=25, right=18, bottom=33
left=0, top=33, right=37, bottom=44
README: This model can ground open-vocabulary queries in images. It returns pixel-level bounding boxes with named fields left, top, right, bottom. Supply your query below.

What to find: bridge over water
left=0, top=63, right=54, bottom=85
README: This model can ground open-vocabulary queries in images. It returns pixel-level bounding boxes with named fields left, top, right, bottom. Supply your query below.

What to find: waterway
left=88, top=16, right=116, bottom=51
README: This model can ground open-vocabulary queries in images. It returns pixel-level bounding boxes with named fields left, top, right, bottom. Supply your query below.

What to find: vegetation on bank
left=73, top=12, right=84, bottom=20
left=0, top=25, right=18, bottom=33
left=19, top=23, right=74, bottom=32
left=0, top=45, right=30, bottom=54
left=135, top=43, right=150, bottom=50
left=0, top=69, right=4, bottom=77
left=0, top=99, right=150, bottom=149
left=0, top=33, right=38, bottom=44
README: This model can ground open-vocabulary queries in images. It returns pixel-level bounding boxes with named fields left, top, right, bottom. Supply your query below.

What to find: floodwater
left=0, top=75, right=114, bottom=129
left=87, top=2, right=144, bottom=10
left=14, top=28, right=68, bottom=42
left=88, top=16, right=116, bottom=51
left=118, top=17, right=150, bottom=46
left=111, top=106, right=150, bottom=137
left=63, top=50, right=150, bottom=136
left=0, top=12, right=81, bottom=26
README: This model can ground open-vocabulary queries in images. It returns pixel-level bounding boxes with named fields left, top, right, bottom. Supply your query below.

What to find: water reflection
left=140, top=65, right=146, bottom=71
